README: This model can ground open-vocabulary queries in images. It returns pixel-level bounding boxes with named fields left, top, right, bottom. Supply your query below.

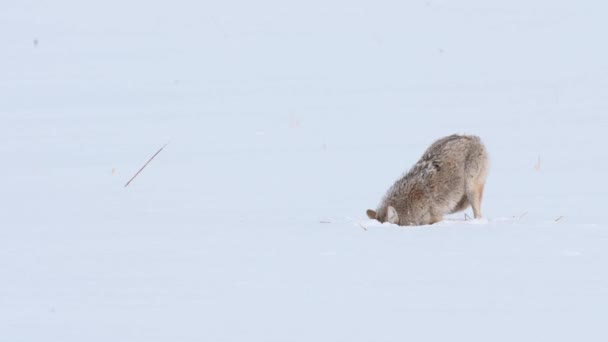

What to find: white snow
left=2, top=0, right=608, bottom=341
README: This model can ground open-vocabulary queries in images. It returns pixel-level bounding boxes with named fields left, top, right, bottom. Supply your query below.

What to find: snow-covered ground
left=2, top=1, right=608, bottom=341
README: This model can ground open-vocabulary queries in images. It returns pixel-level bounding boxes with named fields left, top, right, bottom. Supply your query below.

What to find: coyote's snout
left=367, top=134, right=488, bottom=226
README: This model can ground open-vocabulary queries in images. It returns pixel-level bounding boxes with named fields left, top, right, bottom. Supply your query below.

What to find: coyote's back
left=367, top=134, right=488, bottom=226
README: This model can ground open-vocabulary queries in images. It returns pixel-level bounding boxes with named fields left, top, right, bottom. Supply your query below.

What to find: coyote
left=366, top=134, right=488, bottom=226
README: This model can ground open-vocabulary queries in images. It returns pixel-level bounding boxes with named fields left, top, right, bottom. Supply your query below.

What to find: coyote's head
left=366, top=206, right=399, bottom=224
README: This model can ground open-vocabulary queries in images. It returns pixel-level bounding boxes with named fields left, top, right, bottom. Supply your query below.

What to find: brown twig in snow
left=124, top=143, right=168, bottom=187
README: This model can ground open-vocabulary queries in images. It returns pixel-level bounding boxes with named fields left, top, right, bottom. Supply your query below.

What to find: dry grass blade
left=358, top=222, right=368, bottom=231
left=534, top=155, right=541, bottom=171
left=124, top=143, right=169, bottom=187
left=519, top=211, right=528, bottom=220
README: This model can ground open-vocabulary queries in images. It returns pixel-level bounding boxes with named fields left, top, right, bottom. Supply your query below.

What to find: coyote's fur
left=367, top=134, right=488, bottom=226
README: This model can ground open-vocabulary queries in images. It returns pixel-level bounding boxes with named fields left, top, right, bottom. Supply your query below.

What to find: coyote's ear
left=366, top=209, right=377, bottom=219
left=387, top=206, right=399, bottom=224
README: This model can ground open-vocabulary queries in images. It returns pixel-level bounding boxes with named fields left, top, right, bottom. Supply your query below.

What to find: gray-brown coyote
left=367, top=134, right=488, bottom=226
